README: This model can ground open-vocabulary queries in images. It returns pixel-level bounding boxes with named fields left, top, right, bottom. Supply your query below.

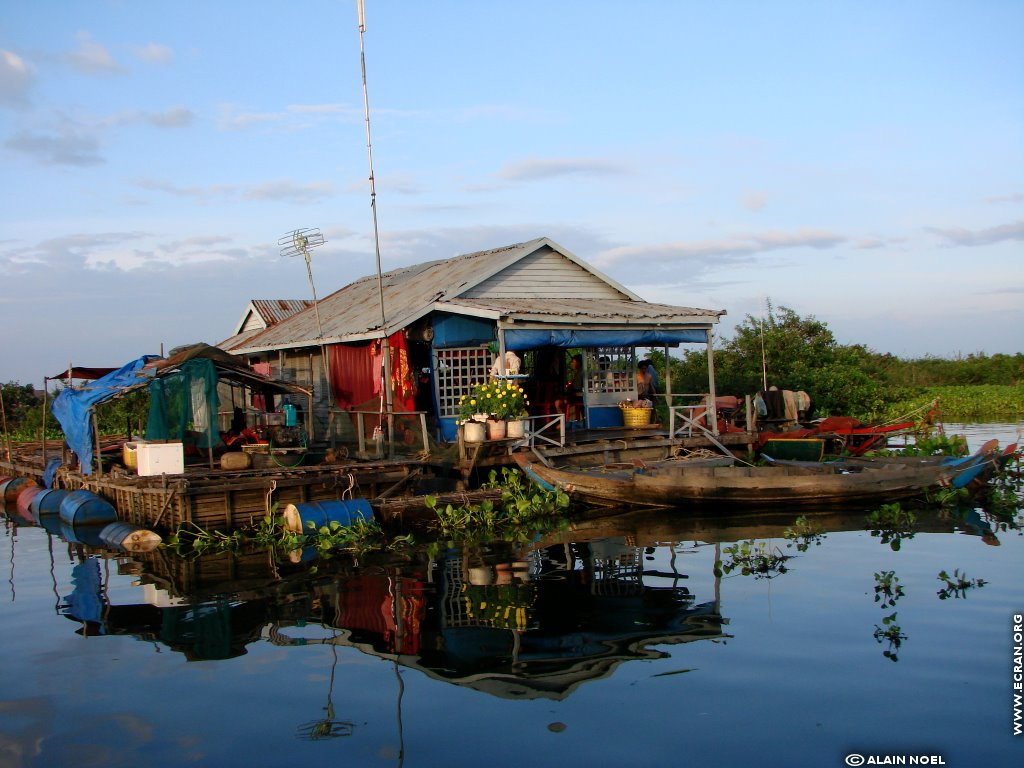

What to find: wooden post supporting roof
left=705, top=329, right=719, bottom=436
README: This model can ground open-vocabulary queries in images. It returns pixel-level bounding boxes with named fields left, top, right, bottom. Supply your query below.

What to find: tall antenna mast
left=357, top=0, right=394, bottom=424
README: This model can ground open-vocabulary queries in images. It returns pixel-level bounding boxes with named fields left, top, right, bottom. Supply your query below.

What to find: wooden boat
left=756, top=417, right=917, bottom=457
left=513, top=440, right=1004, bottom=510
left=761, top=438, right=824, bottom=462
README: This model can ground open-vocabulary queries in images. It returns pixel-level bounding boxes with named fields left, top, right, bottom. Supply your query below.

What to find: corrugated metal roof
left=251, top=299, right=315, bottom=326
left=227, top=237, right=724, bottom=354
left=444, top=298, right=724, bottom=325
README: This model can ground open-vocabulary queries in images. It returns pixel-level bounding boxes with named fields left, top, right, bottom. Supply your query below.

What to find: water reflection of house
left=281, top=542, right=728, bottom=701
left=63, top=539, right=725, bottom=696
left=47, top=505, right=1013, bottom=674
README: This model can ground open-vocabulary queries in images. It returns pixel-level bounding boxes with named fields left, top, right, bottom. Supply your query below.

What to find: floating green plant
left=873, top=611, right=906, bottom=662
left=873, top=570, right=905, bottom=608
left=936, top=568, right=987, bottom=600
left=866, top=503, right=917, bottom=551
left=717, top=540, right=791, bottom=579
left=783, top=515, right=826, bottom=552
left=429, top=468, right=570, bottom=541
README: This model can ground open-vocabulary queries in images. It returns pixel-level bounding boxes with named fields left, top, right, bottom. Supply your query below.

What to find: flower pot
left=463, top=421, right=486, bottom=443
left=506, top=419, right=526, bottom=439
left=487, top=419, right=507, bottom=440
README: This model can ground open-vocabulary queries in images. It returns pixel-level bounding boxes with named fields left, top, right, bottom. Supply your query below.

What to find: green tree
left=666, top=303, right=891, bottom=418
left=0, top=381, right=42, bottom=438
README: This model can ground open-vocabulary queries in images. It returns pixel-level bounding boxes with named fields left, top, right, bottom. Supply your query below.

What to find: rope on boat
left=667, top=447, right=720, bottom=461
left=878, top=398, right=940, bottom=429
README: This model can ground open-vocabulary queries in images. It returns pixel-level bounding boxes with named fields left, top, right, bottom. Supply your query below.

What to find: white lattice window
left=434, top=347, right=492, bottom=417
left=585, top=347, right=635, bottom=395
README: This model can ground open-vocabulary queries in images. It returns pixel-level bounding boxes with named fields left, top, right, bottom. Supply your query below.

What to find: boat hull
left=513, top=441, right=1003, bottom=510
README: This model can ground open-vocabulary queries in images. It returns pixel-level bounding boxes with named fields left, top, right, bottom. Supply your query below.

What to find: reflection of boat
left=513, top=440, right=1004, bottom=510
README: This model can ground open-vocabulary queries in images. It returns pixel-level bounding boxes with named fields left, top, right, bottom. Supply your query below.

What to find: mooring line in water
left=264, top=480, right=277, bottom=516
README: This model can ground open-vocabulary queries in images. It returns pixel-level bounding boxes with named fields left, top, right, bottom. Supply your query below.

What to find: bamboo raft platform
left=1, top=439, right=498, bottom=534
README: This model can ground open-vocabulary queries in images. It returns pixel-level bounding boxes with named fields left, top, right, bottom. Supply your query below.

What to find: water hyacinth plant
left=458, top=379, right=529, bottom=422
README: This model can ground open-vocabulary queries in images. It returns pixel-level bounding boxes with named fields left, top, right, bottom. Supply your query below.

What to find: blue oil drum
left=59, top=490, right=117, bottom=526
left=39, top=513, right=65, bottom=537
left=30, top=489, right=70, bottom=522
left=282, top=498, right=374, bottom=533
left=60, top=521, right=107, bottom=547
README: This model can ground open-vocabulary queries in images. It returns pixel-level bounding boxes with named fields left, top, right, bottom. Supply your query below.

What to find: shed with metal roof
left=222, top=237, right=725, bottom=444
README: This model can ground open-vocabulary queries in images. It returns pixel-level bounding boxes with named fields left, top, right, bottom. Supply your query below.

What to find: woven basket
left=621, top=406, right=652, bottom=427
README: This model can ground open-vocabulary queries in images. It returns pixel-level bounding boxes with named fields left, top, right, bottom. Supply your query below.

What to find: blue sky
left=2, top=0, right=1022, bottom=386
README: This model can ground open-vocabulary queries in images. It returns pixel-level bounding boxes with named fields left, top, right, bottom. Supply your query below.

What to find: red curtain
left=327, top=333, right=416, bottom=413
left=328, top=341, right=376, bottom=411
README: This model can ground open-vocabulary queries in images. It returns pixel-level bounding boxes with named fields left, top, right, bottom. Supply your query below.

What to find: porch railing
left=667, top=394, right=719, bottom=440
left=328, top=409, right=430, bottom=459
left=522, top=412, right=567, bottom=449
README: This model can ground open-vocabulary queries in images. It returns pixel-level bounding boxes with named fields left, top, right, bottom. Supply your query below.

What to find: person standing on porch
left=555, top=354, right=583, bottom=419
left=637, top=360, right=657, bottom=400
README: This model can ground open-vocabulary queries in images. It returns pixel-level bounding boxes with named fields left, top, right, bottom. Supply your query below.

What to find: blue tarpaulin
left=51, top=355, right=159, bottom=475
left=502, top=329, right=708, bottom=350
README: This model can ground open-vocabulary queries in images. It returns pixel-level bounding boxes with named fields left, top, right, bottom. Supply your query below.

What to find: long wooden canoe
left=513, top=440, right=1003, bottom=510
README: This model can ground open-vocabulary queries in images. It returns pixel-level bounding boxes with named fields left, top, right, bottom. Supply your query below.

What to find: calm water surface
left=2, top=423, right=1021, bottom=767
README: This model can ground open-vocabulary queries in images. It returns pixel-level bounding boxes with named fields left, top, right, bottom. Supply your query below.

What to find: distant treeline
left=660, top=303, right=1023, bottom=422
left=2, top=306, right=1021, bottom=441
left=1, top=381, right=147, bottom=442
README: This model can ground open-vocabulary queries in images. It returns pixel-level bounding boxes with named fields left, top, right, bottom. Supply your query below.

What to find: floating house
left=222, top=237, right=727, bottom=447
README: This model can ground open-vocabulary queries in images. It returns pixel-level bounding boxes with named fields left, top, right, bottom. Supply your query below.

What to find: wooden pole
left=92, top=410, right=103, bottom=477
left=705, top=329, right=719, bottom=436
left=663, top=344, right=672, bottom=402
left=41, top=379, right=48, bottom=467
left=0, top=388, right=12, bottom=462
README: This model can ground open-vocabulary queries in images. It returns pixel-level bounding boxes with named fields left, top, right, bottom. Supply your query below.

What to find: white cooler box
left=136, top=442, right=184, bottom=476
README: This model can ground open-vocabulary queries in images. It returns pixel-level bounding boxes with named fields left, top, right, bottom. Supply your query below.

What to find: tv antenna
left=279, top=227, right=333, bottom=403
left=279, top=228, right=327, bottom=340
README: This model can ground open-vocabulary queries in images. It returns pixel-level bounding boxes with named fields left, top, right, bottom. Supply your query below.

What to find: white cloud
left=242, top=181, right=337, bottom=203
left=0, top=231, right=257, bottom=275
left=216, top=102, right=362, bottom=132
left=0, top=232, right=149, bottom=272
left=132, top=177, right=338, bottom=204
left=854, top=238, right=886, bottom=249
left=102, top=107, right=195, bottom=128
left=216, top=104, right=285, bottom=131
left=0, top=49, right=34, bottom=108
left=132, top=43, right=174, bottom=64
left=983, top=193, right=1023, bottom=204
left=593, top=228, right=847, bottom=268
left=287, top=103, right=350, bottom=115
left=498, top=157, right=628, bottom=181
left=67, top=32, right=125, bottom=75
left=926, top=220, right=1024, bottom=247
left=743, top=191, right=767, bottom=212
left=4, top=127, right=103, bottom=166
left=371, top=224, right=614, bottom=268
